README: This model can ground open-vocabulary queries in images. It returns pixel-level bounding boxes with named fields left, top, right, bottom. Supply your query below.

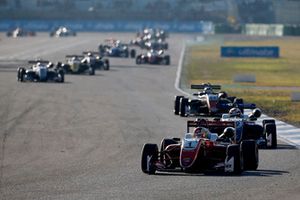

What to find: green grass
left=183, top=35, right=300, bottom=126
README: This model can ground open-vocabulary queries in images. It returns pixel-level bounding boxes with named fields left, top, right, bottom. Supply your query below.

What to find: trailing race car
left=220, top=108, right=277, bottom=149
left=174, top=83, right=256, bottom=117
left=136, top=49, right=170, bottom=65
left=7, top=27, right=36, bottom=38
left=17, top=60, right=64, bottom=82
left=63, top=52, right=109, bottom=75
left=141, top=118, right=259, bottom=175
left=99, top=39, right=136, bottom=58
left=50, top=26, right=76, bottom=37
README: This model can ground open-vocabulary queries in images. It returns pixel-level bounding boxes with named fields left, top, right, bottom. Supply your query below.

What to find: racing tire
left=58, top=70, right=64, bottom=83
left=264, top=122, right=277, bottom=149
left=179, top=98, right=188, bottom=117
left=141, top=144, right=158, bottom=175
left=130, top=49, right=136, bottom=58
left=241, top=140, right=258, bottom=170
left=136, top=56, right=142, bottom=65
left=174, top=95, right=184, bottom=115
left=226, top=144, right=243, bottom=175
left=164, top=55, right=170, bottom=65
left=89, top=67, right=95, bottom=75
left=104, top=59, right=110, bottom=70
left=17, top=68, right=25, bottom=82
left=164, top=43, right=169, bottom=50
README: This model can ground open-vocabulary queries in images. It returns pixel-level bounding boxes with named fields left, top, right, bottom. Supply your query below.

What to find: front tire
left=226, top=144, right=243, bottom=174
left=241, top=140, right=258, bottom=170
left=141, top=144, right=158, bottom=175
left=264, top=122, right=277, bottom=149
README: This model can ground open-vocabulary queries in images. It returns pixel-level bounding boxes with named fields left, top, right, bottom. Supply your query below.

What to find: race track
left=0, top=32, right=299, bottom=200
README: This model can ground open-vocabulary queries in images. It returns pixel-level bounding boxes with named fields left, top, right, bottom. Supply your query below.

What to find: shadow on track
left=154, top=169, right=289, bottom=177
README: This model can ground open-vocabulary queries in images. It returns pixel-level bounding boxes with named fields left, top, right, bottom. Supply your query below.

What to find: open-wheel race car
left=49, top=26, right=76, bottom=37
left=174, top=83, right=256, bottom=117
left=62, top=52, right=109, bottom=75
left=99, top=39, right=136, bottom=58
left=220, top=108, right=277, bottom=149
left=136, top=49, right=170, bottom=65
left=17, top=60, right=64, bottom=82
left=141, top=118, right=259, bottom=175
left=7, top=27, right=36, bottom=38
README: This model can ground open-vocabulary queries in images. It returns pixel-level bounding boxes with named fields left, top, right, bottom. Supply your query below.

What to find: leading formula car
left=17, top=60, right=64, bottom=82
left=136, top=49, right=170, bottom=65
left=174, top=83, right=256, bottom=117
left=141, top=118, right=258, bottom=175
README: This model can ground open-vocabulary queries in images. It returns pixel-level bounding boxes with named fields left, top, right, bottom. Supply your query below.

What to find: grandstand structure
left=0, top=0, right=299, bottom=24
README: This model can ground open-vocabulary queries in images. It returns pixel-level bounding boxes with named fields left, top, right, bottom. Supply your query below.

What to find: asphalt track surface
left=0, top=33, right=299, bottom=200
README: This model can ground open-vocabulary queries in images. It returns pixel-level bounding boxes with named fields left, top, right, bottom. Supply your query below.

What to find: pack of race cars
left=11, top=28, right=278, bottom=176
left=16, top=28, right=170, bottom=83
left=141, top=83, right=278, bottom=175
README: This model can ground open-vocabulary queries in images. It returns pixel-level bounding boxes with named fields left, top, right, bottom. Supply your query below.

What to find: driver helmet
left=229, top=108, right=242, bottom=117
left=218, top=91, right=228, bottom=99
left=222, top=127, right=235, bottom=139
left=36, top=62, right=42, bottom=67
left=48, top=62, right=54, bottom=68
left=87, top=52, right=93, bottom=57
left=204, top=87, right=213, bottom=94
left=193, top=127, right=210, bottom=138
left=56, top=62, right=62, bottom=67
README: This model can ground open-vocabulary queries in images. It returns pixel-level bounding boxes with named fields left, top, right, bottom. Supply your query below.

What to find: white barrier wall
left=244, top=24, right=284, bottom=36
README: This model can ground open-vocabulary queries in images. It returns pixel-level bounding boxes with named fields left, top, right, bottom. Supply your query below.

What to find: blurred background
left=0, top=0, right=299, bottom=24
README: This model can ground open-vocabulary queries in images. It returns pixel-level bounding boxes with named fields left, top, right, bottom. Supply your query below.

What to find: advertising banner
left=221, top=46, right=280, bottom=58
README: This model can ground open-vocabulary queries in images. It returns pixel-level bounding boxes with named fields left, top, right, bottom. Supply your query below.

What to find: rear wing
left=187, top=119, right=235, bottom=133
left=82, top=51, right=100, bottom=56
left=65, top=55, right=84, bottom=59
left=191, top=84, right=221, bottom=90
left=28, top=60, right=49, bottom=64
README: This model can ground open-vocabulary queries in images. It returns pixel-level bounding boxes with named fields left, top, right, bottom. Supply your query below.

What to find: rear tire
left=174, top=96, right=183, bottom=115
left=104, top=59, right=110, bottom=70
left=241, top=140, right=258, bottom=170
left=89, top=67, right=95, bottom=75
left=264, top=122, right=277, bottom=149
left=179, top=98, right=188, bottom=117
left=130, top=49, right=136, bottom=58
left=141, top=144, right=158, bottom=175
left=58, top=70, right=64, bottom=83
left=17, top=68, right=25, bottom=82
left=136, top=56, right=142, bottom=64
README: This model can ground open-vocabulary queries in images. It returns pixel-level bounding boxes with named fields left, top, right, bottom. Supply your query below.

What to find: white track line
left=175, top=41, right=300, bottom=148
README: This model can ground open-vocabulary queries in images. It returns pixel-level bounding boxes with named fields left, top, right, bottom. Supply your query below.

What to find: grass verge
left=182, top=35, right=300, bottom=127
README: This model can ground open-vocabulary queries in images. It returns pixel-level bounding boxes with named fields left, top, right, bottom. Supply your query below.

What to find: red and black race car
left=141, top=118, right=259, bottom=175
left=174, top=83, right=256, bottom=117
left=136, top=49, right=170, bottom=65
